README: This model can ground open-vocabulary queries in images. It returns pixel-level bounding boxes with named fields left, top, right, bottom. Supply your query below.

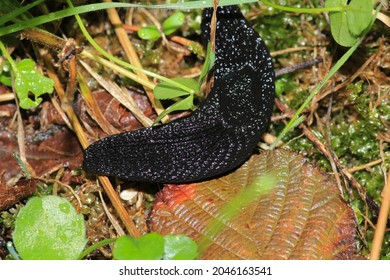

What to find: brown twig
left=275, top=56, right=323, bottom=77
left=312, top=52, right=377, bottom=107
left=370, top=169, right=390, bottom=259
left=323, top=96, right=345, bottom=195
left=209, top=0, right=219, bottom=54
left=348, top=159, right=383, bottom=173
left=12, top=75, right=36, bottom=178
left=270, top=46, right=312, bottom=57
left=42, top=50, right=141, bottom=238
left=103, top=0, right=167, bottom=122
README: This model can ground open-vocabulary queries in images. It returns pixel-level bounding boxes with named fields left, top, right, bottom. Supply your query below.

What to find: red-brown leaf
left=149, top=149, right=358, bottom=260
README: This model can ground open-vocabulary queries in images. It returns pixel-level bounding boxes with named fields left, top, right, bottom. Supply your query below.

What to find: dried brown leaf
left=0, top=127, right=82, bottom=210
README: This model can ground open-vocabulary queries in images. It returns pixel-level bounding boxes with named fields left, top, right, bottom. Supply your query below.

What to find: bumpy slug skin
left=83, top=5, right=275, bottom=183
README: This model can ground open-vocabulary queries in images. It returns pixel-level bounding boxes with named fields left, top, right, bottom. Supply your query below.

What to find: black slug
left=83, top=5, right=275, bottom=183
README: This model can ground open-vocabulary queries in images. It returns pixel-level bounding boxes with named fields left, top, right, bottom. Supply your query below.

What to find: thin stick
left=97, top=176, right=141, bottom=237
left=99, top=191, right=126, bottom=236
left=104, top=0, right=166, bottom=121
left=312, top=52, right=376, bottom=105
left=370, top=169, right=390, bottom=259
left=209, top=0, right=219, bottom=53
left=348, top=159, right=383, bottom=173
left=270, top=46, right=311, bottom=56
left=0, top=93, right=15, bottom=102
left=275, top=57, right=323, bottom=77
left=42, top=52, right=141, bottom=238
left=14, top=87, right=36, bottom=177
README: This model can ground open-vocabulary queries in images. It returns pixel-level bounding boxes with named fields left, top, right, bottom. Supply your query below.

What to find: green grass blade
left=0, top=0, right=258, bottom=37
left=0, top=0, right=45, bottom=26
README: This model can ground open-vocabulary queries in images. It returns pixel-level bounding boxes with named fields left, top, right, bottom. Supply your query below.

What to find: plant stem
left=261, top=0, right=342, bottom=13
left=370, top=169, right=390, bottom=259
left=67, top=0, right=196, bottom=95
left=81, top=50, right=156, bottom=90
left=0, top=40, right=17, bottom=71
left=78, top=238, right=117, bottom=260
left=7, top=242, right=21, bottom=260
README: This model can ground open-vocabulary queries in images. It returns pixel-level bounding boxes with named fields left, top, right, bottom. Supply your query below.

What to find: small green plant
left=262, top=0, right=376, bottom=48
left=153, top=77, right=199, bottom=122
left=0, top=41, right=54, bottom=109
left=325, top=0, right=373, bottom=47
left=12, top=195, right=87, bottom=260
left=263, top=0, right=379, bottom=148
left=152, top=43, right=215, bottom=123
left=113, top=233, right=199, bottom=260
left=138, top=11, right=185, bottom=40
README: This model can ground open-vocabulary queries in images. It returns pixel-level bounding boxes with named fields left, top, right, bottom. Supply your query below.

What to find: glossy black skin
left=83, top=5, right=275, bottom=183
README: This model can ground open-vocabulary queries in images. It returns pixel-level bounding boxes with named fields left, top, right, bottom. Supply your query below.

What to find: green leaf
left=163, top=234, right=198, bottom=260
left=13, top=59, right=54, bottom=109
left=162, top=11, right=185, bottom=35
left=137, top=25, right=161, bottom=40
left=154, top=77, right=198, bottom=100
left=345, top=0, right=373, bottom=36
left=12, top=196, right=87, bottom=260
left=0, top=74, right=11, bottom=86
left=0, top=61, right=12, bottom=86
left=113, top=233, right=165, bottom=260
left=325, top=0, right=374, bottom=47
left=198, top=43, right=215, bottom=87
left=154, top=94, right=194, bottom=124
left=326, top=0, right=355, bottom=47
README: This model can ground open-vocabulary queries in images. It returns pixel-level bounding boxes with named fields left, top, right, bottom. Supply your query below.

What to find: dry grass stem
left=370, top=169, right=390, bottom=259
left=104, top=0, right=166, bottom=120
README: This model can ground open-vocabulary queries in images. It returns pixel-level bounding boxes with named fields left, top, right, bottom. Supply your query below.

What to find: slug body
left=83, top=6, right=275, bottom=183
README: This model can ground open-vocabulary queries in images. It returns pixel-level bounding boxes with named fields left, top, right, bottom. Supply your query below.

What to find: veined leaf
left=150, top=149, right=358, bottom=260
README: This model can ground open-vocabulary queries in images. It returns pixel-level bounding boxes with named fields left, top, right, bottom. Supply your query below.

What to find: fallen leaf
left=0, top=126, right=82, bottom=210
left=149, top=149, right=358, bottom=260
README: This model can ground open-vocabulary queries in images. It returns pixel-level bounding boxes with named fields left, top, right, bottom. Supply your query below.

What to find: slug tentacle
left=83, top=5, right=275, bottom=183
